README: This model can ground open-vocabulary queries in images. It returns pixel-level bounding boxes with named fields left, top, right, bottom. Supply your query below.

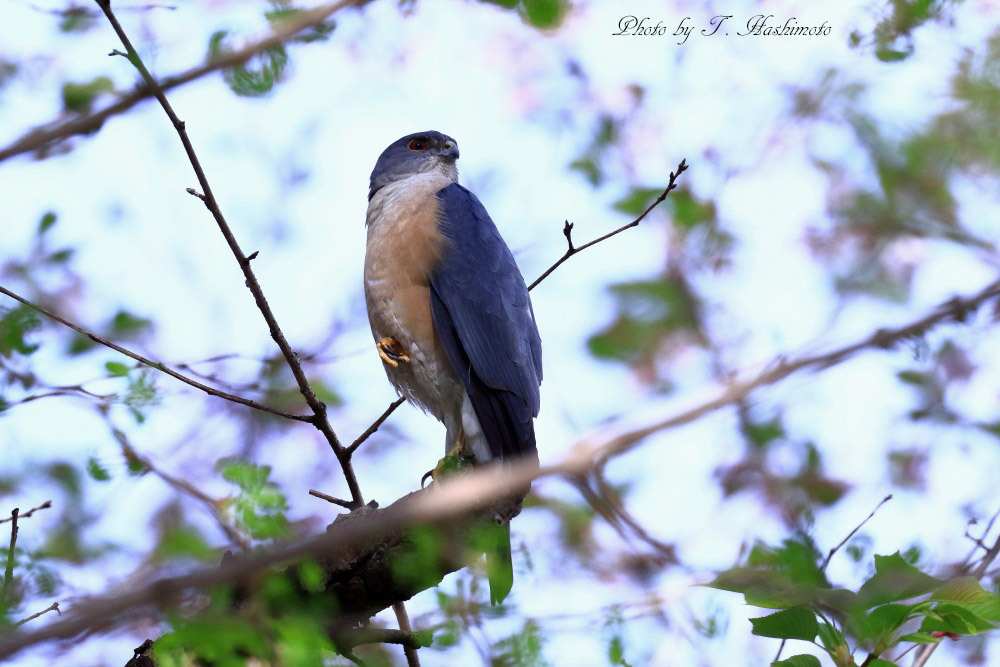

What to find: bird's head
left=368, top=131, right=459, bottom=200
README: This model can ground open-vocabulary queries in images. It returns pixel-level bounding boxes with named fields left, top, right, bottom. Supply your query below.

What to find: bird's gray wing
left=429, top=183, right=542, bottom=462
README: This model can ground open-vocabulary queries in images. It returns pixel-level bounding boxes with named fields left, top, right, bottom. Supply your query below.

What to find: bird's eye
left=408, top=138, right=429, bottom=151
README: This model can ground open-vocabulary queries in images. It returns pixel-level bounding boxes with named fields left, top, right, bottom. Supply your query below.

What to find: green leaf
left=930, top=576, right=1000, bottom=622
left=896, top=370, right=926, bottom=385
left=37, top=212, right=57, bottom=235
left=110, top=311, right=153, bottom=338
left=876, top=48, right=910, bottom=62
left=0, top=306, right=41, bottom=357
left=58, top=8, right=96, bottom=33
left=154, top=525, right=213, bottom=562
left=857, top=603, right=918, bottom=639
left=61, top=76, right=114, bottom=113
left=857, top=552, right=941, bottom=607
left=209, top=31, right=288, bottom=97
left=898, top=631, right=942, bottom=643
left=866, top=660, right=898, bottom=667
left=666, top=190, right=716, bottom=232
left=772, top=655, right=821, bottom=667
left=522, top=0, right=563, bottom=28
left=612, top=187, right=664, bottom=217
left=86, top=457, right=111, bottom=482
left=105, top=361, right=130, bottom=377
left=920, top=602, right=994, bottom=634
left=817, top=621, right=846, bottom=651
left=45, top=249, right=74, bottom=264
left=750, top=607, right=818, bottom=641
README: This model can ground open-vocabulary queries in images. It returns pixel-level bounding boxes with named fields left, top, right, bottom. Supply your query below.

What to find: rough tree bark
left=124, top=488, right=527, bottom=665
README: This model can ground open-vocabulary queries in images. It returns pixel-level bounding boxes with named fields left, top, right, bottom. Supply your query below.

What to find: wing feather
left=429, top=183, right=542, bottom=461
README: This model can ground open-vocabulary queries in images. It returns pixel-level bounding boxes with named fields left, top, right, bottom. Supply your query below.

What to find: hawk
left=364, top=131, right=543, bottom=603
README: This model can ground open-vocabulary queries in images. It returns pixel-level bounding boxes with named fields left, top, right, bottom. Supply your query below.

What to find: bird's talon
left=376, top=337, right=410, bottom=368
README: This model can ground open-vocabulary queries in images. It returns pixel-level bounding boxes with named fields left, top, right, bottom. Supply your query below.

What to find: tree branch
left=0, top=501, right=51, bottom=525
left=527, top=159, right=688, bottom=291
left=94, top=0, right=364, bottom=508
left=1, top=509, right=18, bottom=608
left=346, top=398, right=406, bottom=457
left=821, top=494, right=893, bottom=573
left=2, top=274, right=998, bottom=660
left=0, top=285, right=308, bottom=422
left=14, top=602, right=60, bottom=628
left=581, top=277, right=1000, bottom=467
left=0, top=0, right=370, bottom=165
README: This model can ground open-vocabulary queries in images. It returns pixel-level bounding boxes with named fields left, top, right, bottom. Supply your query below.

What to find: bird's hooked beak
left=440, top=140, right=459, bottom=163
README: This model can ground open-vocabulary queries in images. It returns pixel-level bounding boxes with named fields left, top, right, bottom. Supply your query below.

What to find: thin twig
left=528, top=159, right=688, bottom=291
left=2, top=270, right=999, bottom=661
left=0, top=285, right=308, bottom=422
left=392, top=601, right=421, bottom=667
left=820, top=495, right=893, bottom=572
left=1, top=509, right=19, bottom=606
left=585, top=278, right=1000, bottom=467
left=347, top=398, right=406, bottom=457
left=14, top=602, right=60, bottom=627
left=0, top=501, right=50, bottom=525
left=0, top=0, right=369, bottom=165
left=308, top=489, right=354, bottom=510
left=94, top=0, right=364, bottom=508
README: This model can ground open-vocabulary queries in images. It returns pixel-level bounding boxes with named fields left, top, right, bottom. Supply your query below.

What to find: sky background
left=2, top=0, right=1000, bottom=665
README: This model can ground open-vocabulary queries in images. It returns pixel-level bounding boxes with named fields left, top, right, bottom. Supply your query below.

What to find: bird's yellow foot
left=421, top=441, right=475, bottom=487
left=376, top=337, right=410, bottom=368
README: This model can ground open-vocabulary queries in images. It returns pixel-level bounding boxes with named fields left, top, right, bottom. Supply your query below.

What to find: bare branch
left=1, top=509, right=18, bottom=607
left=346, top=398, right=406, bottom=457
left=821, top=494, right=893, bottom=573
left=0, top=285, right=309, bottom=422
left=308, top=489, right=354, bottom=510
left=0, top=501, right=51, bottom=525
left=94, top=0, right=364, bottom=507
left=14, top=602, right=60, bottom=628
left=391, top=602, right=421, bottom=667
left=528, top=159, right=688, bottom=291
left=0, top=0, right=370, bottom=165
left=1, top=248, right=996, bottom=662
left=582, top=277, right=1000, bottom=467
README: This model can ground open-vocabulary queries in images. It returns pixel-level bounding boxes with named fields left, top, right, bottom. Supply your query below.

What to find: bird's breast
left=364, top=174, right=461, bottom=418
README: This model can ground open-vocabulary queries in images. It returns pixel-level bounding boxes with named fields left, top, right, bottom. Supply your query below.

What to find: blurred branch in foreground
left=1, top=272, right=997, bottom=662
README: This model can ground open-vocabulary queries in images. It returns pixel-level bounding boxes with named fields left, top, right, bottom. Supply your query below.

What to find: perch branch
left=1, top=275, right=999, bottom=660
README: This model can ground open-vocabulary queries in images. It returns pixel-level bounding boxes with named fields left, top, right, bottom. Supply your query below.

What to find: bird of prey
left=364, top=131, right=543, bottom=604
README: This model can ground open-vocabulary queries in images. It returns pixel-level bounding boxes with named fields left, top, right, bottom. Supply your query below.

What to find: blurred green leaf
left=37, top=212, right=57, bottom=235
left=58, top=8, right=96, bottom=33
left=61, top=76, right=114, bottom=113
left=0, top=306, right=41, bottom=357
left=522, top=0, right=564, bottom=28
left=209, top=31, right=288, bottom=98
left=772, top=655, right=821, bottom=667
left=105, top=361, right=130, bottom=377
left=750, top=607, right=818, bottom=640
left=154, top=524, right=213, bottom=562
left=857, top=552, right=941, bottom=607
left=612, top=187, right=663, bottom=217
left=86, top=457, right=111, bottom=482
